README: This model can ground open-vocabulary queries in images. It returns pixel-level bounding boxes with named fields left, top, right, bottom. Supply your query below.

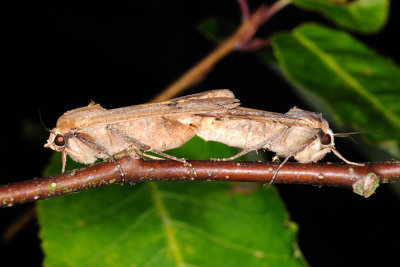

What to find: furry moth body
left=193, top=106, right=363, bottom=182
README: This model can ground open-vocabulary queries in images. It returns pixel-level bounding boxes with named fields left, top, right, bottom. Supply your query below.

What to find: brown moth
left=192, top=106, right=363, bottom=182
left=44, top=89, right=240, bottom=172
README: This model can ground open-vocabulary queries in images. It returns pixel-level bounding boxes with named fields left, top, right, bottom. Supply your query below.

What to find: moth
left=44, top=89, right=240, bottom=173
left=193, top=106, right=363, bottom=181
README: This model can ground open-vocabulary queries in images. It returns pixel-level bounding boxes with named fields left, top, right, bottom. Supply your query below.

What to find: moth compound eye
left=54, top=134, right=66, bottom=146
left=321, top=134, right=332, bottom=145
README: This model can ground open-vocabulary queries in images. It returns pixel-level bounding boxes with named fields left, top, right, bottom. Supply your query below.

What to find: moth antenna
left=330, top=148, right=364, bottom=166
left=38, top=110, right=53, bottom=133
left=334, top=133, right=360, bottom=144
left=333, top=131, right=362, bottom=137
left=334, top=130, right=389, bottom=138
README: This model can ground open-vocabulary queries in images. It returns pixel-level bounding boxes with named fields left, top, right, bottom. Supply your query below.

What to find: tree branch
left=1, top=157, right=399, bottom=207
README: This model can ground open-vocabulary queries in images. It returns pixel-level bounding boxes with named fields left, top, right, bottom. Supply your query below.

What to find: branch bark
left=1, top=157, right=399, bottom=207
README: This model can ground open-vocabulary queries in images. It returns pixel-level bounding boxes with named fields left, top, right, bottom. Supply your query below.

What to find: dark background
left=1, top=1, right=399, bottom=266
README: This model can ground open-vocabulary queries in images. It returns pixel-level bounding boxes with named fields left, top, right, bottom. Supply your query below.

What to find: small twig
left=237, top=37, right=271, bottom=51
left=259, top=0, right=291, bottom=25
left=151, top=0, right=291, bottom=102
left=2, top=205, right=36, bottom=242
left=237, top=0, right=251, bottom=21
left=1, top=157, right=399, bottom=207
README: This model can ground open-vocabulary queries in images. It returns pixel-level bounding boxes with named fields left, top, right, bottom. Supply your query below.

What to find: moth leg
left=270, top=136, right=317, bottom=183
left=147, top=149, right=190, bottom=166
left=112, top=146, right=142, bottom=160
left=73, top=132, right=125, bottom=177
left=212, top=147, right=257, bottom=161
left=106, top=125, right=190, bottom=165
left=61, top=150, right=67, bottom=173
left=330, top=148, right=364, bottom=166
left=212, top=127, right=288, bottom=161
left=141, top=153, right=165, bottom=160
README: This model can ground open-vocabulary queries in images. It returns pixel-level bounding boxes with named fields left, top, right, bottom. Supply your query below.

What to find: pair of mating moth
left=45, top=89, right=361, bottom=180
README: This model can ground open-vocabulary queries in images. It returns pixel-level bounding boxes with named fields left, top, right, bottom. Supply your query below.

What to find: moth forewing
left=220, top=107, right=324, bottom=129
left=44, top=89, right=240, bottom=172
left=54, top=89, right=238, bottom=130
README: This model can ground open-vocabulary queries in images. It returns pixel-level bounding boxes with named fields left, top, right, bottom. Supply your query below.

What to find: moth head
left=294, top=128, right=335, bottom=163
left=44, top=129, right=71, bottom=172
left=295, top=125, right=362, bottom=166
left=44, top=130, right=67, bottom=152
left=319, top=128, right=335, bottom=147
left=319, top=127, right=365, bottom=166
left=41, top=113, right=67, bottom=152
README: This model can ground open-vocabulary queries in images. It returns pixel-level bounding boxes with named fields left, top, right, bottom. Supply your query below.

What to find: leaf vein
left=173, top=220, right=290, bottom=261
left=293, top=29, right=400, bottom=129
left=85, top=207, right=156, bottom=265
left=150, top=183, right=185, bottom=267
left=159, top=191, right=262, bottom=220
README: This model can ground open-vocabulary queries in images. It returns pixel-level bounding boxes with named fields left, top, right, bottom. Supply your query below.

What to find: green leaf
left=292, top=0, right=389, bottom=33
left=272, top=23, right=400, bottom=158
left=38, top=137, right=305, bottom=266
left=196, top=17, right=236, bottom=43
left=167, top=136, right=261, bottom=161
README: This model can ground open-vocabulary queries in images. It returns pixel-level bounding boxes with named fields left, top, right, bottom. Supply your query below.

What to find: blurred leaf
left=21, top=118, right=48, bottom=143
left=271, top=23, right=400, bottom=158
left=292, top=0, right=389, bottom=33
left=38, top=137, right=305, bottom=266
left=167, top=136, right=245, bottom=160
left=197, top=17, right=236, bottom=43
